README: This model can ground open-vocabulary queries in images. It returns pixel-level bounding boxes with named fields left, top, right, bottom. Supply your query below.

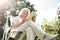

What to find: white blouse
left=11, top=16, right=30, bottom=32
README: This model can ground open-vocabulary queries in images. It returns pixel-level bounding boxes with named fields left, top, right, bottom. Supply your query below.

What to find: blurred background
left=0, top=0, right=60, bottom=40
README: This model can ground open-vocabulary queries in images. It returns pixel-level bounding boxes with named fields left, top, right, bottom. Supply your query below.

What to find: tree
left=8, top=0, right=36, bottom=16
left=6, top=0, right=36, bottom=27
left=42, top=17, right=60, bottom=40
left=41, top=3, right=60, bottom=40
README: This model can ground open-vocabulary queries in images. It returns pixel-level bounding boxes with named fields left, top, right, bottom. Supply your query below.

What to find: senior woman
left=8, top=11, right=37, bottom=40
left=8, top=8, right=30, bottom=40
left=10, top=11, right=58, bottom=40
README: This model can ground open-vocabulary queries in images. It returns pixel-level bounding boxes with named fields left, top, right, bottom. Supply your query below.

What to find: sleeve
left=45, top=33, right=58, bottom=39
left=12, top=17, right=18, bottom=25
left=28, top=21, right=46, bottom=40
left=26, top=27, right=35, bottom=40
left=28, top=21, right=59, bottom=40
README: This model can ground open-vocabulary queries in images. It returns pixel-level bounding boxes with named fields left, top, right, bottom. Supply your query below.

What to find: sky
left=0, top=0, right=60, bottom=26
left=29, top=0, right=60, bottom=25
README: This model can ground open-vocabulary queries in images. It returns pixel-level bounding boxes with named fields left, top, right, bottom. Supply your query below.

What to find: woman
left=8, top=11, right=37, bottom=40
left=8, top=10, right=58, bottom=40
left=7, top=8, right=30, bottom=40
left=11, top=13, right=58, bottom=40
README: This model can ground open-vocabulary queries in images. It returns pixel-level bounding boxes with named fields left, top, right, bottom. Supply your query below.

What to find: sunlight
left=0, top=0, right=8, bottom=10
left=0, top=0, right=8, bottom=4
left=29, top=0, right=58, bottom=25
left=0, top=0, right=15, bottom=10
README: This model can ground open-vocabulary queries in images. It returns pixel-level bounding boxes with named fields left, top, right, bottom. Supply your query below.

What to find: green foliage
left=42, top=17, right=60, bottom=40
left=9, top=0, right=36, bottom=16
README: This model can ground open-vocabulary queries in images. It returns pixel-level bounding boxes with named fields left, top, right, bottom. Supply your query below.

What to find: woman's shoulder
left=13, top=16, right=20, bottom=21
left=13, top=16, right=19, bottom=19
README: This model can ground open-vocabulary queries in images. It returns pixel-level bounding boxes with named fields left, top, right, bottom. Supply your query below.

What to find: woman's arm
left=28, top=21, right=58, bottom=40
left=28, top=21, right=46, bottom=40
left=11, top=18, right=26, bottom=29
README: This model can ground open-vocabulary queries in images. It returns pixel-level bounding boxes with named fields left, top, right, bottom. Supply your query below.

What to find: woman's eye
left=24, top=11, right=26, bottom=12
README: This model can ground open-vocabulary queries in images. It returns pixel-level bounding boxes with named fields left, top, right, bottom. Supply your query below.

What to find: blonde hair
left=27, top=11, right=37, bottom=20
left=18, top=8, right=30, bottom=17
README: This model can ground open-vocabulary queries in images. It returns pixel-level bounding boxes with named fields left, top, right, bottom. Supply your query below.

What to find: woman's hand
left=21, top=19, right=26, bottom=24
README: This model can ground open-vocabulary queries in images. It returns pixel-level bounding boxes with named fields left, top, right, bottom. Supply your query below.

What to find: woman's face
left=21, top=10, right=28, bottom=19
left=32, top=15, right=36, bottom=22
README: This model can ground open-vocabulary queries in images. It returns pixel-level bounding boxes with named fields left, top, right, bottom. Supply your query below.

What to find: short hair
left=27, top=11, right=37, bottom=20
left=18, top=8, right=30, bottom=17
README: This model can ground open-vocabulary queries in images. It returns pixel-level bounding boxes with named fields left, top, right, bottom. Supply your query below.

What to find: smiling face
left=20, top=10, right=29, bottom=19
